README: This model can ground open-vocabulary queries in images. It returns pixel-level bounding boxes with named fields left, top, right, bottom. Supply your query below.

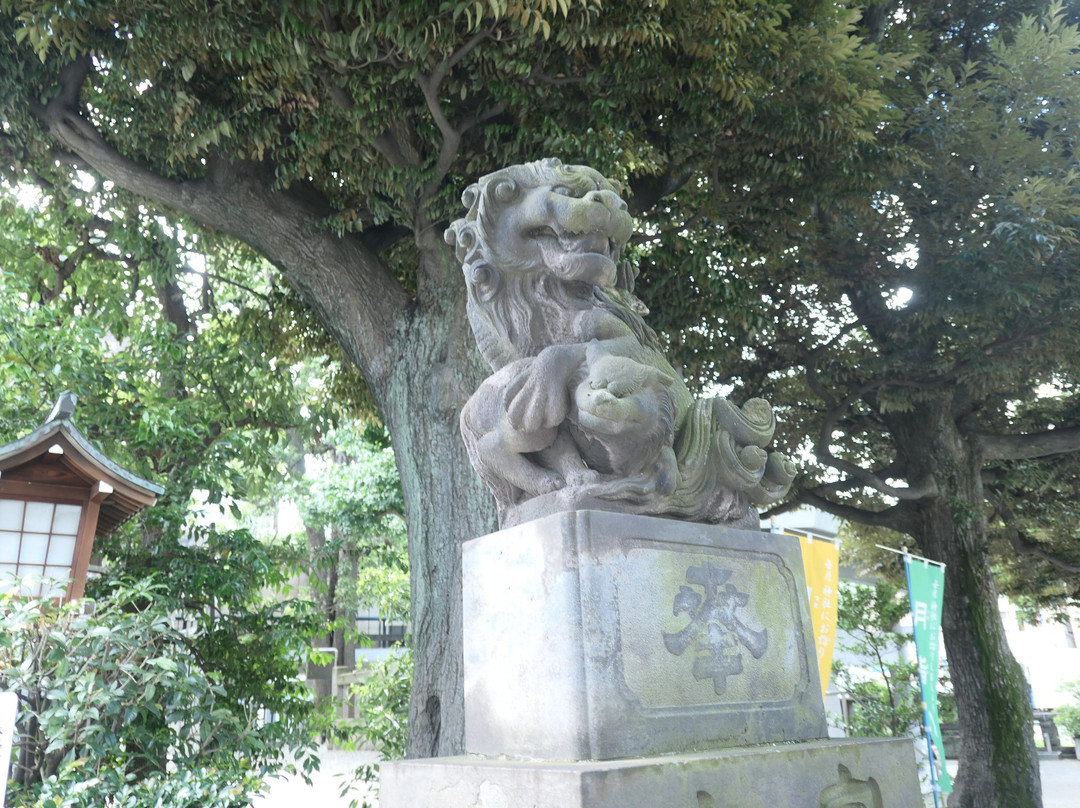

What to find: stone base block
left=379, top=737, right=922, bottom=808
left=463, top=511, right=825, bottom=760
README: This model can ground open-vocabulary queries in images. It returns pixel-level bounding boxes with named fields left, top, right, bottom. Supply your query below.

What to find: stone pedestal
left=381, top=512, right=922, bottom=807
left=462, top=510, right=825, bottom=760
left=380, top=737, right=921, bottom=807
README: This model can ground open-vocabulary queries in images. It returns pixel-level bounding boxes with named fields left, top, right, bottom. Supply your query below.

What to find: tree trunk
left=895, top=404, right=1041, bottom=808
left=336, top=535, right=359, bottom=671
left=377, top=252, right=498, bottom=758
left=304, top=519, right=338, bottom=700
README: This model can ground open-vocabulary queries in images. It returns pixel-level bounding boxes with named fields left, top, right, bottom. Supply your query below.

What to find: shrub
left=833, top=581, right=924, bottom=738
left=0, top=576, right=315, bottom=807
left=1055, top=680, right=1080, bottom=740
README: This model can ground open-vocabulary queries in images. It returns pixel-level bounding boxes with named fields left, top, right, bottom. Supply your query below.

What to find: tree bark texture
left=893, top=404, right=1042, bottom=808
left=378, top=250, right=499, bottom=757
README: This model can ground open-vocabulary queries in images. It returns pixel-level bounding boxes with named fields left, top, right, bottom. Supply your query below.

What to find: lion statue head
left=445, top=157, right=649, bottom=370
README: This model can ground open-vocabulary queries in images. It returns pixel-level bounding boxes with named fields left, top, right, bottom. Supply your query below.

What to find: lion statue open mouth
left=446, top=158, right=795, bottom=528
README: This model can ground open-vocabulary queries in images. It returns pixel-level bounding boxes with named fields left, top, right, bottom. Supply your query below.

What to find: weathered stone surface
left=379, top=737, right=922, bottom=808
left=445, top=158, right=795, bottom=528
left=463, top=511, right=825, bottom=761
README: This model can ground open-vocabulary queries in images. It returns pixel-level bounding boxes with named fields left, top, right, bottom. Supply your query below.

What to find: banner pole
left=786, top=529, right=840, bottom=545
left=875, top=543, right=946, bottom=568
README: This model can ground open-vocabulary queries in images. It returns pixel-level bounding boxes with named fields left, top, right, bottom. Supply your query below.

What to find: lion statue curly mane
left=446, top=158, right=795, bottom=528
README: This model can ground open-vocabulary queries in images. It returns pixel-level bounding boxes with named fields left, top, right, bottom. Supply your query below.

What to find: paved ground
left=258, top=747, right=1080, bottom=807
left=934, top=756, right=1078, bottom=808
left=1036, top=757, right=1080, bottom=808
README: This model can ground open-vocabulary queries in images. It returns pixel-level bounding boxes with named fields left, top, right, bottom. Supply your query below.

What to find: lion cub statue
left=446, top=158, right=795, bottom=528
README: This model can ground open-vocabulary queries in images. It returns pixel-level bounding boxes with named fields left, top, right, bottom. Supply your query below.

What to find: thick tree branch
left=987, top=488, right=1080, bottom=574
left=357, top=221, right=413, bottom=254
left=370, top=118, right=423, bottom=169
left=627, top=170, right=694, bottom=217
left=802, top=319, right=941, bottom=500
left=796, top=461, right=908, bottom=502
left=457, top=101, right=507, bottom=139
left=813, top=382, right=937, bottom=500
left=32, top=59, right=195, bottom=207
left=31, top=58, right=411, bottom=388
left=976, top=426, right=1080, bottom=461
left=435, top=28, right=493, bottom=85
left=416, top=26, right=498, bottom=201
left=793, top=486, right=913, bottom=533
left=1005, top=527, right=1080, bottom=575
left=811, top=447, right=937, bottom=501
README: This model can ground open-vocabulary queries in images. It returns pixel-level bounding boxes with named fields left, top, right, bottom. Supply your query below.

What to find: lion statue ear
left=445, top=216, right=480, bottom=266
left=464, top=261, right=502, bottom=302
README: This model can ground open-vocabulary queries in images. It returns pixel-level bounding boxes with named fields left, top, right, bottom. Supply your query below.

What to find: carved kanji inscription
left=662, top=563, right=768, bottom=694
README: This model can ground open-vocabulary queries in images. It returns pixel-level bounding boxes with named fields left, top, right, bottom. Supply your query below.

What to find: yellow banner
left=792, top=533, right=840, bottom=699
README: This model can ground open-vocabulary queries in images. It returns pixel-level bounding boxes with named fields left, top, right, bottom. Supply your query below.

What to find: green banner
left=904, top=557, right=953, bottom=795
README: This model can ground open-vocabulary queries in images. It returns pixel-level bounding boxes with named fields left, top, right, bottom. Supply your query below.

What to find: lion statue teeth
left=446, top=157, right=795, bottom=528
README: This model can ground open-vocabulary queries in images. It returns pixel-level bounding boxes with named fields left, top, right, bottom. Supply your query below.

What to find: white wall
left=999, top=599, right=1080, bottom=708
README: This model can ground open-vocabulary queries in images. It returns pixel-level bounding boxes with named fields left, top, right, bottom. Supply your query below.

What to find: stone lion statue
left=446, top=157, right=795, bottom=528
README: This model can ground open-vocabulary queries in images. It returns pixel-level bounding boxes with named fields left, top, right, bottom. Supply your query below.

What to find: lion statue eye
left=491, top=178, right=519, bottom=203
left=550, top=185, right=575, bottom=196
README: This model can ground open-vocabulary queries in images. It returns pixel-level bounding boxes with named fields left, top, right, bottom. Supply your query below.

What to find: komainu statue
left=446, top=158, right=795, bottom=528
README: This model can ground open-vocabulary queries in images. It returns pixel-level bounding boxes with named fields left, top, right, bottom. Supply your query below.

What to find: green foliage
left=1, top=0, right=1071, bottom=788
left=0, top=0, right=894, bottom=273
left=1054, top=680, right=1080, bottom=738
left=694, top=1, right=1080, bottom=481
left=302, top=423, right=405, bottom=548
left=125, top=527, right=326, bottom=740
left=1055, top=704, right=1080, bottom=739
left=285, top=423, right=410, bottom=806
left=0, top=183, right=344, bottom=800
left=709, top=15, right=1080, bottom=799
left=296, top=421, right=408, bottom=652
left=0, top=185, right=342, bottom=542
left=356, top=564, right=410, bottom=626
left=833, top=581, right=924, bottom=738
left=0, top=0, right=903, bottom=762
left=349, top=652, right=411, bottom=760
left=0, top=577, right=314, bottom=808
left=0, top=163, right=408, bottom=778
left=985, top=393, right=1080, bottom=609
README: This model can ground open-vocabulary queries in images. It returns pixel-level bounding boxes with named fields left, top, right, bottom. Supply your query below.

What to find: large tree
left=0, top=0, right=893, bottom=757
left=655, top=4, right=1080, bottom=806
